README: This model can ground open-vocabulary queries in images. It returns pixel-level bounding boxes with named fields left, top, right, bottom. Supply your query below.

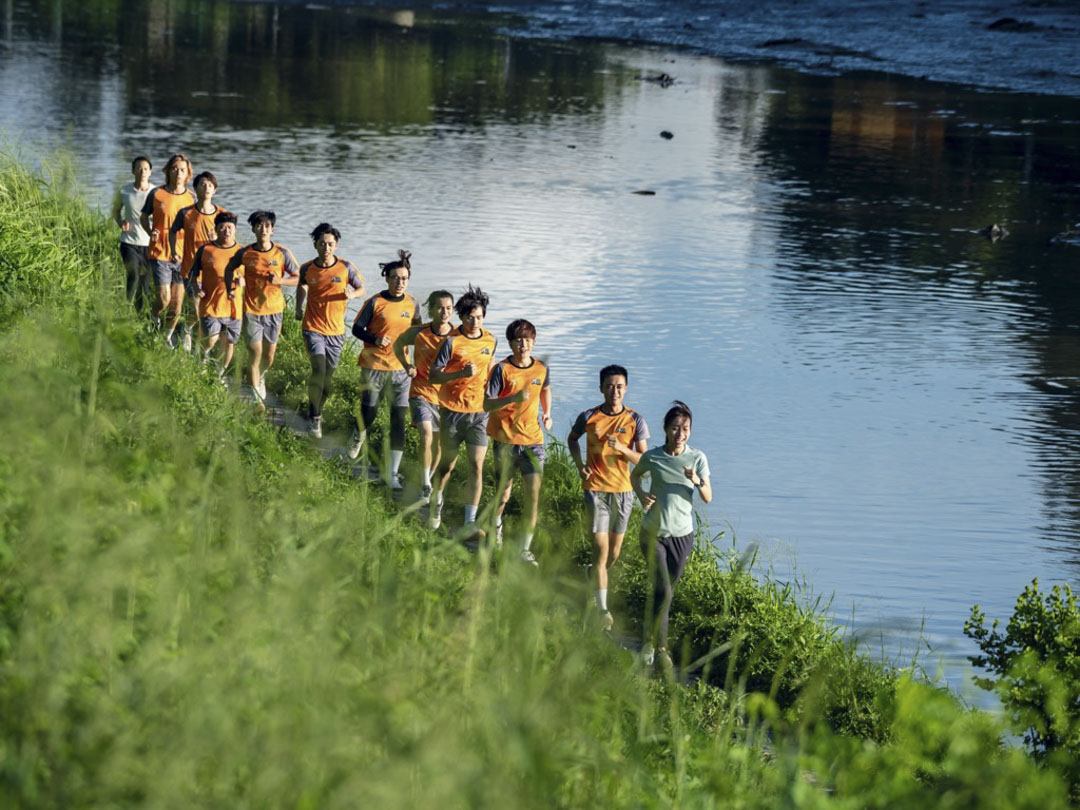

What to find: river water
left=3, top=0, right=1080, bottom=696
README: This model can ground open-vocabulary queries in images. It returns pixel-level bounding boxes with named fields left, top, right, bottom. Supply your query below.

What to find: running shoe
left=520, top=549, right=538, bottom=566
left=601, top=610, right=614, bottom=632
left=389, top=473, right=404, bottom=491
left=256, top=380, right=267, bottom=401
left=642, top=645, right=655, bottom=666
left=308, top=416, right=322, bottom=439
left=346, top=430, right=364, bottom=460
left=656, top=648, right=675, bottom=680
left=181, top=330, right=192, bottom=353
left=421, top=484, right=432, bottom=504
left=495, top=521, right=504, bottom=549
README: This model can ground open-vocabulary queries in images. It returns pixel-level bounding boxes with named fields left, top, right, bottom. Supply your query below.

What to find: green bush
left=965, top=578, right=1080, bottom=786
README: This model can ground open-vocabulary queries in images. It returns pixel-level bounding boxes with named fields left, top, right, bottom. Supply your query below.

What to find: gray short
left=439, top=408, right=489, bottom=449
left=151, top=259, right=182, bottom=286
left=361, top=368, right=410, bottom=408
left=494, top=441, right=545, bottom=476
left=244, top=312, right=284, bottom=345
left=584, top=490, right=634, bottom=536
left=303, top=330, right=346, bottom=368
left=202, top=316, right=242, bottom=343
left=410, top=396, right=440, bottom=431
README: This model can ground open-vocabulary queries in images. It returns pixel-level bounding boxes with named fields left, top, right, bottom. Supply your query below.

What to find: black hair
left=663, top=400, right=693, bottom=430
left=131, top=155, right=152, bottom=171
left=506, top=318, right=536, bottom=342
left=599, top=364, right=629, bottom=386
left=455, top=284, right=489, bottom=319
left=310, top=222, right=342, bottom=244
left=248, top=210, right=276, bottom=228
left=192, top=170, right=218, bottom=189
left=425, top=289, right=454, bottom=309
left=214, top=210, right=238, bottom=227
left=379, top=249, right=412, bottom=279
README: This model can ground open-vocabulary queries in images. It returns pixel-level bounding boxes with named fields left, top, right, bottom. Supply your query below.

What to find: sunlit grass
left=0, top=152, right=1069, bottom=808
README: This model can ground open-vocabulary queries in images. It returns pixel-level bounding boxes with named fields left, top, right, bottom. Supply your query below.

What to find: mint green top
left=637, top=444, right=710, bottom=538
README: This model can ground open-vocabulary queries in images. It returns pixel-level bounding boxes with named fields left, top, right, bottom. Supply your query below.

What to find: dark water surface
left=4, top=0, right=1080, bottom=695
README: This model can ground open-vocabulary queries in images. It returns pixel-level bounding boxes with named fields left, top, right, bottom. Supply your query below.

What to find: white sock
left=496, top=515, right=504, bottom=529
left=423, top=467, right=432, bottom=487
left=390, top=449, right=403, bottom=476
left=436, top=491, right=444, bottom=507
left=597, top=589, right=608, bottom=611
left=522, top=532, right=534, bottom=552
left=464, top=504, right=478, bottom=523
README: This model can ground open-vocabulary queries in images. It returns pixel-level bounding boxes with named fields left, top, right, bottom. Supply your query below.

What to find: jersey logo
left=331, top=276, right=342, bottom=283
left=532, top=378, right=542, bottom=385
left=400, top=311, right=411, bottom=318
left=615, top=427, right=627, bottom=434
left=269, top=260, right=280, bottom=267
left=480, top=348, right=491, bottom=355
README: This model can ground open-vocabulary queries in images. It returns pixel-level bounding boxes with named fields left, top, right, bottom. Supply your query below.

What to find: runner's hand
left=462, top=362, right=477, bottom=378
left=578, top=465, right=592, bottom=483
left=406, top=365, right=417, bottom=378
left=377, top=335, right=391, bottom=348
left=294, top=309, right=303, bottom=321
left=683, top=466, right=700, bottom=486
left=639, top=492, right=656, bottom=510
left=542, top=412, right=553, bottom=430
left=120, top=221, right=131, bottom=232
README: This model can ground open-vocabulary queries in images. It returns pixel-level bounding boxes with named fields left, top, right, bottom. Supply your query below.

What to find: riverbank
left=0, top=155, right=1069, bottom=807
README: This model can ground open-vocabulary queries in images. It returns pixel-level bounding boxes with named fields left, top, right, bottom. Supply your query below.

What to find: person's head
left=426, top=290, right=454, bottom=326
left=248, top=210, right=276, bottom=240
left=455, top=284, right=489, bottom=333
left=192, top=171, right=218, bottom=199
left=599, top=364, right=628, bottom=408
left=310, top=223, right=342, bottom=263
left=131, top=156, right=152, bottom=184
left=163, top=153, right=192, bottom=188
left=662, top=400, right=692, bottom=450
left=214, top=210, right=238, bottom=243
left=506, top=318, right=536, bottom=358
left=379, top=249, right=411, bottom=296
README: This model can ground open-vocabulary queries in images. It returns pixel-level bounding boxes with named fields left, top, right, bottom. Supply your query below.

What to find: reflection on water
left=4, top=0, right=1080, bottom=693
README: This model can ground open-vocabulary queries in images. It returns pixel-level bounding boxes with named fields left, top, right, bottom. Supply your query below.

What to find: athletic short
left=151, top=259, right=182, bottom=286
left=120, top=243, right=149, bottom=273
left=245, top=312, right=284, bottom=344
left=439, top=408, right=489, bottom=448
left=303, top=330, right=346, bottom=368
left=584, top=490, right=634, bottom=535
left=202, top=316, right=242, bottom=344
left=410, top=396, right=440, bottom=431
left=361, top=368, right=410, bottom=408
left=494, top=441, right=545, bottom=476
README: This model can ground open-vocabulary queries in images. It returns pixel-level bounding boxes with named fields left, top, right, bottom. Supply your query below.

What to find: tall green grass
left=0, top=153, right=1069, bottom=808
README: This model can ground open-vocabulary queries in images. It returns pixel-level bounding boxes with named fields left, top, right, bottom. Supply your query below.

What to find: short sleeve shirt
left=485, top=357, right=550, bottom=445
left=299, top=258, right=364, bottom=336
left=119, top=182, right=154, bottom=246
left=636, top=444, right=710, bottom=538
left=432, top=327, right=497, bottom=414
left=409, top=323, right=452, bottom=404
left=353, top=292, right=422, bottom=369
left=141, top=187, right=195, bottom=261
left=172, top=204, right=227, bottom=277
left=228, top=243, right=299, bottom=316
left=191, top=242, right=244, bottom=320
left=570, top=405, right=649, bottom=493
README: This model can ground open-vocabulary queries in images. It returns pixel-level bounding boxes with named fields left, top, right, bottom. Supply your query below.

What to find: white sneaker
left=257, top=380, right=267, bottom=401
left=182, top=330, right=192, bottom=353
left=165, top=329, right=177, bottom=349
left=642, top=645, right=655, bottom=666
left=421, top=484, right=432, bottom=504
left=601, top=610, right=614, bottom=632
left=347, top=430, right=364, bottom=460
left=520, top=549, right=538, bottom=566
left=495, top=521, right=504, bottom=550
left=308, top=416, right=322, bottom=439
left=428, top=499, right=443, bottom=529
left=389, top=473, right=404, bottom=491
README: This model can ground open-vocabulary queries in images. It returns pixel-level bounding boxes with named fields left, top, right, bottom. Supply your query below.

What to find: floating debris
left=660, top=130, right=674, bottom=140
left=975, top=223, right=1009, bottom=241
left=637, top=72, right=675, bottom=87
left=631, top=190, right=656, bottom=196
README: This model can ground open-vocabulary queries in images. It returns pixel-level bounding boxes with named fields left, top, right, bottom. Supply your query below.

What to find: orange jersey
left=141, top=187, right=196, bottom=261
left=432, top=327, right=497, bottom=414
left=172, top=204, right=227, bottom=277
left=227, top=243, right=299, bottom=316
left=570, top=405, right=650, bottom=492
left=409, top=323, right=452, bottom=403
left=299, top=258, right=364, bottom=336
left=191, top=242, right=244, bottom=320
left=485, top=357, right=550, bottom=445
left=353, top=292, right=421, bottom=370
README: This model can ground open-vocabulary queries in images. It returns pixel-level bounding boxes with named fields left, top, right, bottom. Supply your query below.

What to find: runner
left=189, top=211, right=244, bottom=378
left=484, top=318, right=552, bottom=563
left=224, top=210, right=300, bottom=403
left=392, top=290, right=455, bottom=501
left=294, top=223, right=365, bottom=439
left=427, top=285, right=497, bottom=539
left=630, top=400, right=712, bottom=674
left=139, top=153, right=195, bottom=334
left=348, top=250, right=421, bottom=487
left=169, top=171, right=225, bottom=352
left=114, top=156, right=154, bottom=313
left=567, top=364, right=649, bottom=630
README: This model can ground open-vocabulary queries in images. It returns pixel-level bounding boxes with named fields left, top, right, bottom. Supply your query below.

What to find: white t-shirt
left=118, top=182, right=155, bottom=246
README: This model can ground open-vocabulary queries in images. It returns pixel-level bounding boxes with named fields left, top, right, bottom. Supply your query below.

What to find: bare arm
left=392, top=324, right=423, bottom=374
left=294, top=285, right=307, bottom=320
left=539, top=384, right=553, bottom=431
left=631, top=462, right=655, bottom=510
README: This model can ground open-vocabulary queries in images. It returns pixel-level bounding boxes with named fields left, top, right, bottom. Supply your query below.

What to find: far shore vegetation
left=1, top=152, right=1078, bottom=807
